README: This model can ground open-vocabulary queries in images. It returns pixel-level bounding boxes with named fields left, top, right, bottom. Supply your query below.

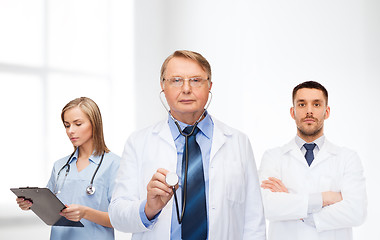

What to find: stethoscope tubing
left=54, top=151, right=76, bottom=195
left=89, top=153, right=105, bottom=187
left=54, top=150, right=105, bottom=195
left=160, top=90, right=211, bottom=224
left=159, top=90, right=212, bottom=125
left=173, top=121, right=199, bottom=224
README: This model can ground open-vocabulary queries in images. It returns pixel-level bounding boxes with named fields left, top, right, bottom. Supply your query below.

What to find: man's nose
left=306, top=105, right=313, bottom=115
left=181, top=79, right=191, bottom=93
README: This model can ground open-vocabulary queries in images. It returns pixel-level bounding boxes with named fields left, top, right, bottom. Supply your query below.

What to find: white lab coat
left=109, top=116, right=266, bottom=240
left=259, top=138, right=367, bottom=240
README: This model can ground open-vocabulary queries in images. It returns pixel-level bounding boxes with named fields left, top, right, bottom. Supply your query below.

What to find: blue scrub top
left=46, top=149, right=120, bottom=240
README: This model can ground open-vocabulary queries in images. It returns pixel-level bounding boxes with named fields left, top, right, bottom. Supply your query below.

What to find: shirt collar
left=69, top=148, right=103, bottom=165
left=168, top=111, right=213, bottom=141
left=295, top=134, right=325, bottom=150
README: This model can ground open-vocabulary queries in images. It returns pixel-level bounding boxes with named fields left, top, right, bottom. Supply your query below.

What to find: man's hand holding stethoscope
left=145, top=168, right=178, bottom=220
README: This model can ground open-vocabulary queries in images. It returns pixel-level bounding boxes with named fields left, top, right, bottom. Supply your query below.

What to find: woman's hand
left=60, top=204, right=112, bottom=227
left=60, top=204, right=88, bottom=222
left=16, top=198, right=33, bottom=210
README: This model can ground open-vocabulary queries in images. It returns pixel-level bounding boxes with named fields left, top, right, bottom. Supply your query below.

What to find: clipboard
left=10, top=187, right=84, bottom=227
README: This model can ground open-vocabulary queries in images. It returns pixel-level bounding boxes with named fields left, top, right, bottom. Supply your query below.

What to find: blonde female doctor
left=16, top=97, right=120, bottom=240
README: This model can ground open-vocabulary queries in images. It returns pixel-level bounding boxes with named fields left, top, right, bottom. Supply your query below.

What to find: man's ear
left=160, top=81, right=165, bottom=91
left=324, top=106, right=330, bottom=120
left=290, top=106, right=295, bottom=120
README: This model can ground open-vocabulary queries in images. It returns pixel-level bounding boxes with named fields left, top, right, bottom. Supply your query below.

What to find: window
left=1, top=0, right=134, bottom=216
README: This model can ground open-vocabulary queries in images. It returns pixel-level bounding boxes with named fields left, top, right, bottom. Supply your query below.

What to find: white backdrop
left=1, top=0, right=379, bottom=239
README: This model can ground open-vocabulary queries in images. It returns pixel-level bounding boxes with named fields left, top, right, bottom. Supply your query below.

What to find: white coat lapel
left=310, top=139, right=339, bottom=168
left=282, top=138, right=340, bottom=168
left=210, top=119, right=231, bottom=162
left=282, top=139, right=308, bottom=166
left=153, top=119, right=176, bottom=149
left=151, top=120, right=178, bottom=173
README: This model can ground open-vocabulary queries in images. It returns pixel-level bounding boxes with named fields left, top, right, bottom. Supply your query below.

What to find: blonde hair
left=61, top=97, right=109, bottom=156
left=160, top=50, right=212, bottom=83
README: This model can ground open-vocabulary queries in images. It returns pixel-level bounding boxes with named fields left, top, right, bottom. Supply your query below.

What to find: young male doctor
left=109, top=50, right=266, bottom=239
left=259, top=81, right=367, bottom=240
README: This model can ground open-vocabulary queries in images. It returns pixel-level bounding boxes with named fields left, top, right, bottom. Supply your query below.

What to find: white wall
left=1, top=0, right=379, bottom=239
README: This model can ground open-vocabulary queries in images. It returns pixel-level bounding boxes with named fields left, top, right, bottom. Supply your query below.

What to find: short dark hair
left=292, top=81, right=328, bottom=105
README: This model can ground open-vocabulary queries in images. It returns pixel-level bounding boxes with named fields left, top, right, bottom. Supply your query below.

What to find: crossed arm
left=260, top=148, right=366, bottom=232
left=261, top=177, right=343, bottom=207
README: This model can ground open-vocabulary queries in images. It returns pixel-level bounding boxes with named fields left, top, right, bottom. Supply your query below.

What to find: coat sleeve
left=242, top=137, right=267, bottom=240
left=313, top=150, right=367, bottom=232
left=108, top=133, right=149, bottom=233
left=259, top=149, right=309, bottom=221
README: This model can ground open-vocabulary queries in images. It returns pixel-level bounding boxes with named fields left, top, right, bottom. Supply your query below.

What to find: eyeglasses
left=164, top=77, right=209, bottom=87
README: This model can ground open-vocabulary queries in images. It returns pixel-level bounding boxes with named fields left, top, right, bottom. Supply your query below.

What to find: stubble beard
left=297, top=121, right=323, bottom=138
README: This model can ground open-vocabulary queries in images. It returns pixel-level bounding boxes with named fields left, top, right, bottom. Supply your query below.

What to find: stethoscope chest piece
left=166, top=172, right=179, bottom=187
left=86, top=184, right=95, bottom=195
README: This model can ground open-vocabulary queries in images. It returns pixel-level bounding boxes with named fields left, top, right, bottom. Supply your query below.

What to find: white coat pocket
left=225, top=162, right=246, bottom=204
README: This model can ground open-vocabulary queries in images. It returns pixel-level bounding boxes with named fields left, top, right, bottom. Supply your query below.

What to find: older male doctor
left=109, top=50, right=266, bottom=240
left=259, top=81, right=366, bottom=240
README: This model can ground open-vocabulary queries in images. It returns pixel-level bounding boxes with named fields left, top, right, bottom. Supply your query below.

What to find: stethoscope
left=159, top=90, right=212, bottom=224
left=53, top=151, right=105, bottom=195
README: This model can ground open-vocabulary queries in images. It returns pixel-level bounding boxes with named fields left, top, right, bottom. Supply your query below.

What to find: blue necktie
left=304, top=143, right=316, bottom=166
left=181, top=126, right=207, bottom=240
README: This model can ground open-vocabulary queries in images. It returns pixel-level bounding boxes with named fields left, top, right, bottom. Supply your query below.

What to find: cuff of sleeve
left=308, top=193, right=323, bottom=213
left=139, top=199, right=161, bottom=229
left=302, top=213, right=316, bottom=228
